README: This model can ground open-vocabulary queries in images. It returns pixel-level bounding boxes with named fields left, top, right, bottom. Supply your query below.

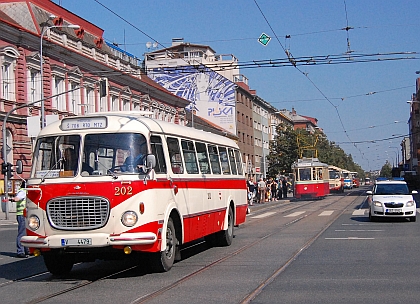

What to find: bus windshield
left=32, top=133, right=147, bottom=179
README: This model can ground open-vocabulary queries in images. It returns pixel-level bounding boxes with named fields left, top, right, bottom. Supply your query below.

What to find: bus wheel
left=206, top=206, right=234, bottom=247
left=150, top=218, right=176, bottom=272
left=43, top=253, right=74, bottom=275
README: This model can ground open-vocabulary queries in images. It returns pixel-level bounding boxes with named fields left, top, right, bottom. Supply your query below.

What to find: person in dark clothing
left=282, top=177, right=288, bottom=199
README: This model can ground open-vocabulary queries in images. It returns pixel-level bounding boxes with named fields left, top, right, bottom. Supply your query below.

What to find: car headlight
left=121, top=211, right=138, bottom=227
left=373, top=201, right=382, bottom=207
left=406, top=200, right=415, bottom=207
left=28, top=215, right=40, bottom=231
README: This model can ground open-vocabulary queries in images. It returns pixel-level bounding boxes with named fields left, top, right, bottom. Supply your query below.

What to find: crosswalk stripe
left=319, top=210, right=334, bottom=216
left=250, top=211, right=277, bottom=219
left=284, top=211, right=305, bottom=217
left=352, top=210, right=366, bottom=216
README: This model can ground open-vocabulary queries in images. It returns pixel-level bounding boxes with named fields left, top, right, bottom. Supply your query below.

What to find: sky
left=52, top=0, right=420, bottom=172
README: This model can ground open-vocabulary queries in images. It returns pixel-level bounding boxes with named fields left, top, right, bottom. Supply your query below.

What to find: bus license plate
left=386, top=209, right=402, bottom=213
left=61, top=238, right=92, bottom=246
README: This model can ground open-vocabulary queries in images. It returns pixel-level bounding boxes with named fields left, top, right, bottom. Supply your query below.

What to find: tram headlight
left=28, top=215, right=40, bottom=231
left=121, top=211, right=138, bottom=227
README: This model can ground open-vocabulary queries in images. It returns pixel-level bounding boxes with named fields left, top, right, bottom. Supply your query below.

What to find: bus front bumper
left=21, top=232, right=157, bottom=248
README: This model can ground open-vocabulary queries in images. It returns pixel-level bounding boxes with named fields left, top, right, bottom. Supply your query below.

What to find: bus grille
left=47, top=197, right=110, bottom=230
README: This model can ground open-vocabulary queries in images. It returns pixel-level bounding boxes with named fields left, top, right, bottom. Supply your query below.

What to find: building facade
left=0, top=0, right=190, bottom=183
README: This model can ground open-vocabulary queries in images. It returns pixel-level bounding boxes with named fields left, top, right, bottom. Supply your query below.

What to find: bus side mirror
left=15, top=160, right=23, bottom=174
left=146, top=154, right=156, bottom=169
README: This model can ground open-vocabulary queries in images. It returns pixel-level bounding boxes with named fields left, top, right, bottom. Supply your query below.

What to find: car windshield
left=374, top=183, right=409, bottom=195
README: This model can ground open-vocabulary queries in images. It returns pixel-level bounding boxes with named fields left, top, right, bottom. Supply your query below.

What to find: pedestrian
left=247, top=177, right=255, bottom=205
left=257, top=177, right=266, bottom=203
left=12, top=179, right=29, bottom=258
left=270, top=178, right=277, bottom=201
left=282, top=177, right=288, bottom=199
left=277, top=178, right=283, bottom=199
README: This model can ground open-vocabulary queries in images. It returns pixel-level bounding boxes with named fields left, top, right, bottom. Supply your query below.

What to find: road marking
left=352, top=210, right=366, bottom=216
left=251, top=211, right=277, bottom=219
left=335, top=229, right=383, bottom=232
left=284, top=211, right=306, bottom=217
left=325, top=237, right=375, bottom=240
left=319, top=210, right=334, bottom=216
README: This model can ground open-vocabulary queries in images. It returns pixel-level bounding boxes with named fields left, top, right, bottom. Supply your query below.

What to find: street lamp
left=40, top=19, right=79, bottom=128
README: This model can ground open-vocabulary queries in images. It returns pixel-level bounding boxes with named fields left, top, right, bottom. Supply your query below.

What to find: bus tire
left=206, top=206, right=234, bottom=247
left=43, top=253, right=74, bottom=275
left=150, top=217, right=176, bottom=272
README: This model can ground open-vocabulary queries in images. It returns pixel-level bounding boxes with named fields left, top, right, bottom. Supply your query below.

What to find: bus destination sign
left=61, top=117, right=107, bottom=131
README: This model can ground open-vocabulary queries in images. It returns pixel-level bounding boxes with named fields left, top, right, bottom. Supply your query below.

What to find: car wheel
left=410, top=216, right=416, bottom=222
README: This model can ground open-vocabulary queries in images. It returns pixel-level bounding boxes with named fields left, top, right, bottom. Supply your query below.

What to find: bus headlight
left=121, top=211, right=138, bottom=227
left=28, top=215, right=40, bottom=231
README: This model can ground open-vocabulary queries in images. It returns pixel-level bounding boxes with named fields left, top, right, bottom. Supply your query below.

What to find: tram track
left=130, top=192, right=364, bottom=304
left=2, top=191, right=364, bottom=303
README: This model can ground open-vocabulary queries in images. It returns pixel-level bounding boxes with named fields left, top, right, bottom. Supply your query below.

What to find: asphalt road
left=1, top=188, right=419, bottom=303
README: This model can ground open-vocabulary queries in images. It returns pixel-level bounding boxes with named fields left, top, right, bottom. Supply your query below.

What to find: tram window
left=196, top=142, right=211, bottom=174
left=219, top=147, right=231, bottom=175
left=299, top=168, right=310, bottom=180
left=181, top=139, right=199, bottom=174
left=167, top=137, right=184, bottom=174
left=208, top=144, right=221, bottom=174
left=234, top=149, right=244, bottom=175
left=151, top=136, right=167, bottom=174
left=228, top=148, right=238, bottom=175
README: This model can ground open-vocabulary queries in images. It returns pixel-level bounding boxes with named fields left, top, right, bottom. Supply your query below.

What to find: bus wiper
left=40, top=158, right=64, bottom=183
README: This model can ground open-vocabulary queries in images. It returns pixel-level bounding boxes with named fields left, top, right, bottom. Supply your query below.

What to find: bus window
left=234, top=149, right=244, bottom=175
left=167, top=137, right=184, bottom=174
left=181, top=139, right=199, bottom=174
left=32, top=135, right=81, bottom=179
left=151, top=136, right=167, bottom=174
left=208, top=144, right=221, bottom=174
left=228, top=148, right=237, bottom=175
left=219, top=147, right=231, bottom=175
left=83, top=133, right=146, bottom=175
left=195, top=142, right=211, bottom=174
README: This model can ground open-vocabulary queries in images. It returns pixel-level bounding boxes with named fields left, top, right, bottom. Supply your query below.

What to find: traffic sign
left=258, top=33, right=271, bottom=46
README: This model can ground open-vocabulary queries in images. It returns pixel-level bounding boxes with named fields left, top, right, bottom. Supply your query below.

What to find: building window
left=52, top=75, right=66, bottom=111
left=122, top=98, right=130, bottom=111
left=111, top=95, right=119, bottom=111
left=1, top=61, right=14, bottom=101
left=84, top=86, right=95, bottom=113
left=28, top=68, right=41, bottom=104
left=69, top=81, right=81, bottom=115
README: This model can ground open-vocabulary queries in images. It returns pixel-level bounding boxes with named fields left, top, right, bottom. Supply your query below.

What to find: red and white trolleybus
left=21, top=112, right=247, bottom=274
left=291, top=158, right=330, bottom=199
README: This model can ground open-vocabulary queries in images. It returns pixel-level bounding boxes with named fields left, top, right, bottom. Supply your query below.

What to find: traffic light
left=99, top=78, right=108, bottom=97
left=1, top=162, right=6, bottom=175
left=6, top=162, right=13, bottom=179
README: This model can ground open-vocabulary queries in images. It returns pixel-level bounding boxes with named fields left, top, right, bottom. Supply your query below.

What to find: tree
left=380, top=161, right=392, bottom=178
left=266, top=123, right=298, bottom=177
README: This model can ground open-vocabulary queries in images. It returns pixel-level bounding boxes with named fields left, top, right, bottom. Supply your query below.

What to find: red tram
left=291, top=158, right=330, bottom=199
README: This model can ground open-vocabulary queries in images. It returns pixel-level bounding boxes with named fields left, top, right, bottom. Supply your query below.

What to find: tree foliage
left=380, top=161, right=392, bottom=178
left=267, top=123, right=365, bottom=179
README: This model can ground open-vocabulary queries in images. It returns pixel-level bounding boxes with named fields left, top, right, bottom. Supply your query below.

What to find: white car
left=366, top=179, right=417, bottom=222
